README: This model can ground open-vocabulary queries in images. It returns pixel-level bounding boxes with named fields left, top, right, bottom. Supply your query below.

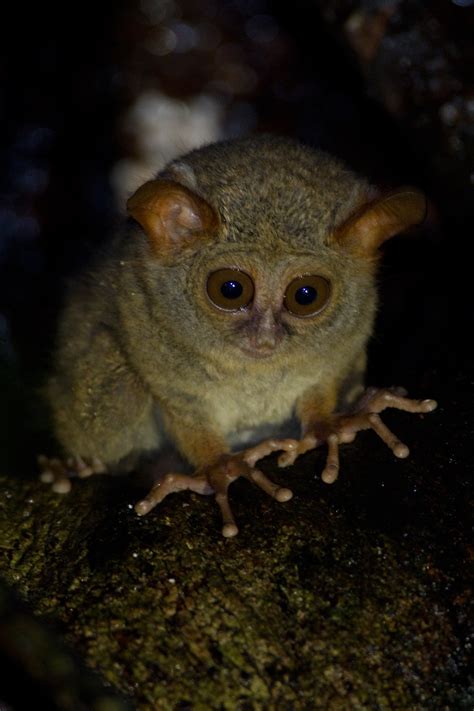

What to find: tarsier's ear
left=333, top=188, right=427, bottom=256
left=127, top=179, right=219, bottom=260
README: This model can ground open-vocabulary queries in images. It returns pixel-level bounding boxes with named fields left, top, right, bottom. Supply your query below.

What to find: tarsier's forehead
left=164, top=136, right=368, bottom=248
left=216, top=186, right=366, bottom=249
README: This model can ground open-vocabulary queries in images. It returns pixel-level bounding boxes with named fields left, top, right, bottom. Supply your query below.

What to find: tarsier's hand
left=275, top=387, right=438, bottom=483
left=134, top=388, right=437, bottom=537
left=135, top=441, right=299, bottom=538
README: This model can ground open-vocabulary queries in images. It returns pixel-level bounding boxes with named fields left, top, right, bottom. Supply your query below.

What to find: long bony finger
left=243, top=438, right=299, bottom=468
left=321, top=434, right=340, bottom=484
left=135, top=472, right=184, bottom=516
left=373, top=391, right=437, bottom=415
left=215, top=492, right=239, bottom=538
left=368, top=413, right=409, bottom=458
left=247, top=467, right=293, bottom=502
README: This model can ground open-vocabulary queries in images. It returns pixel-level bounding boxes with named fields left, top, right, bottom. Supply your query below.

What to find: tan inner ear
left=333, top=188, right=427, bottom=256
left=127, top=179, right=219, bottom=259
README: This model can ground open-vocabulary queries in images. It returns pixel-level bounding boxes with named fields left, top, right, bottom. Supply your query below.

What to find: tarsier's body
left=42, top=136, right=436, bottom=536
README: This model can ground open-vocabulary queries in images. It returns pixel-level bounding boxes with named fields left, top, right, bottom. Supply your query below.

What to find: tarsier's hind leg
left=40, top=326, right=161, bottom=493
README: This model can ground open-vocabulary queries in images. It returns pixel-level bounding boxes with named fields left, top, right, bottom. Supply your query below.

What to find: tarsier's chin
left=40, top=135, right=437, bottom=537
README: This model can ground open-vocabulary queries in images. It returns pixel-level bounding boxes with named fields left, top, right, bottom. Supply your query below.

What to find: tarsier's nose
left=246, top=307, right=284, bottom=352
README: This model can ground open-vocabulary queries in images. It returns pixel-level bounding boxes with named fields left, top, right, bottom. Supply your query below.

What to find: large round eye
left=206, top=269, right=254, bottom=311
left=284, top=275, right=331, bottom=317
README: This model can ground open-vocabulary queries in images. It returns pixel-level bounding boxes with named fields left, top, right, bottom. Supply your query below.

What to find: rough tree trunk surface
left=0, top=370, right=471, bottom=709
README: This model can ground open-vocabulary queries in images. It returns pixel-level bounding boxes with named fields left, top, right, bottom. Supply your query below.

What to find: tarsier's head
left=127, top=136, right=426, bottom=364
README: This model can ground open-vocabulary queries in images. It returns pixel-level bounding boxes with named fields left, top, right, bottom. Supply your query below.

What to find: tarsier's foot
left=38, top=454, right=107, bottom=494
left=135, top=441, right=298, bottom=538
left=276, top=387, right=437, bottom=483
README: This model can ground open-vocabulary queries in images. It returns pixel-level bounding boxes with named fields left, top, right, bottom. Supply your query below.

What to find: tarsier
left=40, top=136, right=437, bottom=537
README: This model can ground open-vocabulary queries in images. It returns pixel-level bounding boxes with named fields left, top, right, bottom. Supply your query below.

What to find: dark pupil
left=295, top=286, right=317, bottom=305
left=221, top=280, right=243, bottom=299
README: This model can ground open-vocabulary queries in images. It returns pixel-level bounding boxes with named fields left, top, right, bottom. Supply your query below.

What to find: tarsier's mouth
left=238, top=344, right=277, bottom=359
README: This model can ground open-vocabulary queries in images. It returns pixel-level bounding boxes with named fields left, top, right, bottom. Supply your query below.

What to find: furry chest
left=204, top=367, right=320, bottom=443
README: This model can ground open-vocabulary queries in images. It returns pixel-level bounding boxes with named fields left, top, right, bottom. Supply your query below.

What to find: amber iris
left=284, top=275, right=331, bottom=317
left=207, top=269, right=254, bottom=311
